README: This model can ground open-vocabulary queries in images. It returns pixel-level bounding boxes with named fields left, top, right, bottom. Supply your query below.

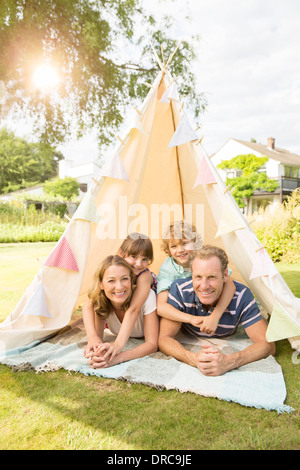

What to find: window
left=225, top=169, right=242, bottom=179
left=284, top=166, right=300, bottom=178
left=79, top=183, right=88, bottom=192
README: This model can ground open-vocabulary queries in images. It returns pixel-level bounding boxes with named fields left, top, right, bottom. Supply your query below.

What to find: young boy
left=157, top=221, right=236, bottom=335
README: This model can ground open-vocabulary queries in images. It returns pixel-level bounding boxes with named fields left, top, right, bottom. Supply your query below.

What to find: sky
left=147, top=0, right=300, bottom=157
left=5, top=0, right=300, bottom=163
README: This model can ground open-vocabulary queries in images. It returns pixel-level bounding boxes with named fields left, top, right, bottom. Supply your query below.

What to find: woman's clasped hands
left=84, top=341, right=119, bottom=369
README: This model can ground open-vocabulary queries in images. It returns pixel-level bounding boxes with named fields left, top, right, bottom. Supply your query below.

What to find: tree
left=0, top=127, right=63, bottom=193
left=217, top=154, right=279, bottom=209
left=0, top=0, right=205, bottom=148
left=43, top=176, right=79, bottom=200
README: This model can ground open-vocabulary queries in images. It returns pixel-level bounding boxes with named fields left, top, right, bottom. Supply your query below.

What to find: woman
left=82, top=255, right=158, bottom=368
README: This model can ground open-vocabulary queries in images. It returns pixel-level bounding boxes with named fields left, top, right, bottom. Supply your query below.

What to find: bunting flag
left=44, top=236, right=79, bottom=272
left=249, top=248, right=278, bottom=280
left=22, top=281, right=52, bottom=318
left=129, top=108, right=145, bottom=134
left=90, top=176, right=104, bottom=197
left=72, top=191, right=101, bottom=223
left=193, top=156, right=217, bottom=187
left=266, top=301, right=300, bottom=342
left=215, top=201, right=247, bottom=238
left=100, top=152, right=129, bottom=182
left=160, top=81, right=180, bottom=103
left=0, top=80, right=6, bottom=104
left=168, top=115, right=199, bottom=148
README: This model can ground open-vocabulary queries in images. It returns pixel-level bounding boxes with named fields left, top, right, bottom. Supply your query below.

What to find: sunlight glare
left=32, top=64, right=60, bottom=90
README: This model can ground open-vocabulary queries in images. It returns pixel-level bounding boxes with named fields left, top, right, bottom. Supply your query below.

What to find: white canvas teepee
left=1, top=46, right=300, bottom=354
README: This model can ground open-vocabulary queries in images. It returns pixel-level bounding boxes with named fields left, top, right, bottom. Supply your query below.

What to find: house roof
left=0, top=184, right=44, bottom=199
left=233, top=139, right=300, bottom=166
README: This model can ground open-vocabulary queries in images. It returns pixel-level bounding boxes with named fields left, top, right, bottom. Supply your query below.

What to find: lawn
left=0, top=243, right=299, bottom=450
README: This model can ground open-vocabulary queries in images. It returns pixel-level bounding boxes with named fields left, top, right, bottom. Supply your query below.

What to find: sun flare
left=32, top=64, right=60, bottom=90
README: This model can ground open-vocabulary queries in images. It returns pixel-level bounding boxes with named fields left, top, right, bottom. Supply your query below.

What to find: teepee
left=1, top=44, right=300, bottom=354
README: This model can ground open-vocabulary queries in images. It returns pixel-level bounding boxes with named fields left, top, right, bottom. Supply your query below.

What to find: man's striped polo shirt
left=168, top=277, right=263, bottom=338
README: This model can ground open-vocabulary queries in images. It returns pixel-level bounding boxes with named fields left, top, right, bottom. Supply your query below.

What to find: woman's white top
left=106, top=289, right=157, bottom=338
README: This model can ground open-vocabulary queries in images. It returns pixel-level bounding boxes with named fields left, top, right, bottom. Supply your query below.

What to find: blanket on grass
left=0, top=318, right=293, bottom=413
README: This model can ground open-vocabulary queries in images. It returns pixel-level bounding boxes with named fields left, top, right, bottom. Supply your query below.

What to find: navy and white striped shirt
left=168, top=278, right=262, bottom=338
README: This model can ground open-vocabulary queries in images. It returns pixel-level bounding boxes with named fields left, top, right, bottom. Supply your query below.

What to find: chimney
left=268, top=137, right=275, bottom=150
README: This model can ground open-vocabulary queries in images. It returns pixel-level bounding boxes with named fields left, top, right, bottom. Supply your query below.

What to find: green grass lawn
left=0, top=243, right=299, bottom=450
left=0, top=243, right=57, bottom=321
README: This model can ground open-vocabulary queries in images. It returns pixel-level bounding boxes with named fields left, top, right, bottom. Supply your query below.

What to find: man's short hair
left=192, top=245, right=229, bottom=274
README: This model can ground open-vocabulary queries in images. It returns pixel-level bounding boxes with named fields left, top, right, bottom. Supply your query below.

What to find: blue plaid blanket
left=0, top=318, right=293, bottom=413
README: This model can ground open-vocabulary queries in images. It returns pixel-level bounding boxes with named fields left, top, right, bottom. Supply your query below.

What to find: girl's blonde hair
left=88, top=255, right=135, bottom=320
left=119, top=233, right=154, bottom=264
left=161, top=220, right=203, bottom=256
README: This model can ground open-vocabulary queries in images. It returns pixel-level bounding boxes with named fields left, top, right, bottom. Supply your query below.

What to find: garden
left=1, top=0, right=299, bottom=452
left=0, top=176, right=80, bottom=243
left=0, top=190, right=299, bottom=450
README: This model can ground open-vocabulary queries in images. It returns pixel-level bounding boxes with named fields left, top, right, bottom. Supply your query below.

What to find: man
left=158, top=245, right=276, bottom=376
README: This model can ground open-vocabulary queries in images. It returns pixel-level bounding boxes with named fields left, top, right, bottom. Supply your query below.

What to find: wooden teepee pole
left=166, top=39, right=183, bottom=69
left=161, top=45, right=166, bottom=69
left=150, top=39, right=183, bottom=72
left=150, top=41, right=164, bottom=71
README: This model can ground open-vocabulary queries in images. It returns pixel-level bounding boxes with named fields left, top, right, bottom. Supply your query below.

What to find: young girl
left=119, top=233, right=157, bottom=294
left=157, top=220, right=236, bottom=335
left=83, top=255, right=158, bottom=368
left=84, top=233, right=157, bottom=365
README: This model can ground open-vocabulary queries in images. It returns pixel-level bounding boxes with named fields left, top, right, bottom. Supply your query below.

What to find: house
left=58, top=159, right=100, bottom=194
left=211, top=137, right=300, bottom=214
left=0, top=184, right=44, bottom=203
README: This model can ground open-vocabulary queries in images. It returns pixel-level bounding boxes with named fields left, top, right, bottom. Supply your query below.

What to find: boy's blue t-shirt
left=156, top=257, right=191, bottom=294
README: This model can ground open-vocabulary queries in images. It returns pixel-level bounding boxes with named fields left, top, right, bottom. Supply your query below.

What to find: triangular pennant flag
left=129, top=109, right=145, bottom=134
left=22, top=281, right=52, bottom=318
left=193, top=156, right=217, bottom=187
left=215, top=201, right=247, bottom=238
left=168, top=115, right=199, bottom=148
left=100, top=152, right=129, bottom=182
left=160, top=82, right=180, bottom=103
left=73, top=191, right=101, bottom=223
left=44, top=236, right=79, bottom=271
left=0, top=80, right=6, bottom=104
left=90, top=176, right=104, bottom=197
left=249, top=248, right=278, bottom=280
left=266, top=301, right=300, bottom=342
left=168, top=82, right=180, bottom=101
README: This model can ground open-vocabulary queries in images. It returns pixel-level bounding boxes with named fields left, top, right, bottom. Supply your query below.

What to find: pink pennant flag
left=44, top=236, right=79, bottom=272
left=249, top=248, right=278, bottom=280
left=249, top=249, right=268, bottom=280
left=193, top=156, right=217, bottom=188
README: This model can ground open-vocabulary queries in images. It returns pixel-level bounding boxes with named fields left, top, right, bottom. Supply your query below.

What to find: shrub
left=0, top=201, right=68, bottom=242
left=43, top=177, right=80, bottom=200
left=0, top=221, right=67, bottom=243
left=249, top=189, right=300, bottom=263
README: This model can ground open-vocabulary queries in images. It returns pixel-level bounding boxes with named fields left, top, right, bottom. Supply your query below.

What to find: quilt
left=0, top=318, right=293, bottom=413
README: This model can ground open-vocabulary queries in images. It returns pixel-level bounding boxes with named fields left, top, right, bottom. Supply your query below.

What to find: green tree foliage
left=217, top=154, right=279, bottom=208
left=0, top=0, right=205, bottom=147
left=43, top=176, right=79, bottom=200
left=219, top=154, right=269, bottom=175
left=0, top=127, right=63, bottom=193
